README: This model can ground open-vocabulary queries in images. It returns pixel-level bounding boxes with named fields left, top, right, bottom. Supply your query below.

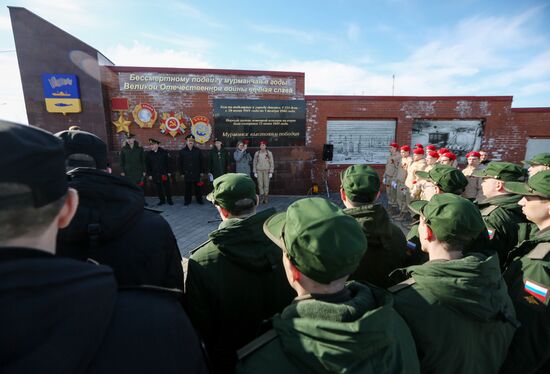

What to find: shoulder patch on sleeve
left=524, top=278, right=550, bottom=306
left=527, top=242, right=550, bottom=260
left=480, top=205, right=499, bottom=216
left=237, top=329, right=278, bottom=360
left=388, top=277, right=416, bottom=293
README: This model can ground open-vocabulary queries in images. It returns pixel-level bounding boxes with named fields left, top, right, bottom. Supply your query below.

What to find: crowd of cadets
left=2, top=120, right=550, bottom=374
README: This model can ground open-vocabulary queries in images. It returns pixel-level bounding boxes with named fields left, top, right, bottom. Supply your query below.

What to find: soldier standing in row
left=120, top=133, right=146, bottom=186
left=462, top=151, right=482, bottom=200
left=253, top=140, right=274, bottom=204
left=179, top=134, right=204, bottom=205
left=391, top=194, right=518, bottom=373
left=406, top=147, right=427, bottom=202
left=501, top=170, right=550, bottom=373
left=340, top=165, right=408, bottom=288
left=472, top=162, right=529, bottom=268
left=383, top=142, right=401, bottom=213
left=396, top=145, right=412, bottom=219
left=145, top=138, right=173, bottom=206
left=525, top=152, right=550, bottom=177
left=208, top=138, right=229, bottom=180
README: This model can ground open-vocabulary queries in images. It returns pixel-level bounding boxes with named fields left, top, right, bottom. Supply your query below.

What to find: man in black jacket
left=146, top=138, right=173, bottom=206
left=55, top=129, right=184, bottom=291
left=0, top=120, right=208, bottom=374
left=179, top=134, right=204, bottom=205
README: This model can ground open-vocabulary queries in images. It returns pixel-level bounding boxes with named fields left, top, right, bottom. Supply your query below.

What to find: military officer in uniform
left=383, top=142, right=401, bottom=213
left=208, top=138, right=229, bottom=180
left=340, top=164, right=407, bottom=288
left=472, top=161, right=529, bottom=268
left=145, top=138, right=173, bottom=206
left=120, top=133, right=146, bottom=186
left=525, top=152, right=550, bottom=177
left=500, top=170, right=550, bottom=373
left=390, top=194, right=518, bottom=373
left=236, top=197, right=420, bottom=374
left=179, top=134, right=204, bottom=205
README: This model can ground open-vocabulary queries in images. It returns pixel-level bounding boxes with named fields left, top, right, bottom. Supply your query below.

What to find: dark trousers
left=184, top=180, right=202, bottom=204
left=154, top=178, right=172, bottom=203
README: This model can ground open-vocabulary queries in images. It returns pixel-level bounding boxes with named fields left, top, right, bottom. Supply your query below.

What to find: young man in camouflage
left=472, top=161, right=529, bottom=268
left=340, top=164, right=407, bottom=288
left=185, top=173, right=294, bottom=373
left=391, top=194, right=518, bottom=373
left=236, top=198, right=420, bottom=374
left=525, top=152, right=550, bottom=177
left=501, top=170, right=550, bottom=373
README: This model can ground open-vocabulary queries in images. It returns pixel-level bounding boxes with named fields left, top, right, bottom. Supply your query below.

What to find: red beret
left=400, top=145, right=411, bottom=152
left=438, top=147, right=449, bottom=155
left=443, top=152, right=457, bottom=160
left=428, top=151, right=439, bottom=158
left=426, top=145, right=437, bottom=151
left=466, top=151, right=480, bottom=158
left=260, top=140, right=268, bottom=145
left=390, top=142, right=399, bottom=148
left=414, top=143, right=424, bottom=148
left=413, top=148, right=425, bottom=155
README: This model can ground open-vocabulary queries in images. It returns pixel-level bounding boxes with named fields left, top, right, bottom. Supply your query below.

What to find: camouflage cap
left=409, top=193, right=485, bottom=244
left=471, top=161, right=525, bottom=181
left=206, top=173, right=257, bottom=210
left=415, top=164, right=468, bottom=193
left=263, top=197, right=367, bottom=284
left=340, top=164, right=380, bottom=203
left=504, top=170, right=550, bottom=199
left=524, top=152, right=550, bottom=167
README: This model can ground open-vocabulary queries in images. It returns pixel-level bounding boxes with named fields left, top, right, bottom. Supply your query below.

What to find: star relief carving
left=112, top=112, right=132, bottom=133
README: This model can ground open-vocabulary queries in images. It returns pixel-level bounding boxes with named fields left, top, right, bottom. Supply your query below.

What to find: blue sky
left=1, top=0, right=549, bottom=123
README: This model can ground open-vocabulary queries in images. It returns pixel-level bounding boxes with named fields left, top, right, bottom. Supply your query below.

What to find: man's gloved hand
left=269, top=173, right=272, bottom=179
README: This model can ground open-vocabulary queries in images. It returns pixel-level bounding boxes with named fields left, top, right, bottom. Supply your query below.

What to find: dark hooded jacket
left=57, top=168, right=183, bottom=290
left=0, top=247, right=207, bottom=374
left=236, top=282, right=420, bottom=374
left=477, top=194, right=528, bottom=268
left=344, top=204, right=408, bottom=287
left=391, top=253, right=518, bottom=374
left=185, top=208, right=295, bottom=373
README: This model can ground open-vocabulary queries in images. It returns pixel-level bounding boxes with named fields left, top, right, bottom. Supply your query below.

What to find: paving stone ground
left=147, top=192, right=404, bottom=258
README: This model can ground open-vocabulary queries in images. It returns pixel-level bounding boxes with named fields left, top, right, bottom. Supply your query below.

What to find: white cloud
left=246, top=42, right=281, bottom=60
left=0, top=54, right=28, bottom=124
left=171, top=2, right=224, bottom=28
left=105, top=40, right=213, bottom=69
left=0, top=15, right=11, bottom=30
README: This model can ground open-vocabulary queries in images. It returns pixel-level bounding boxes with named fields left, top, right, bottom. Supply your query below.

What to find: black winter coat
left=146, top=147, right=171, bottom=182
left=0, top=248, right=208, bottom=374
left=57, top=168, right=184, bottom=290
left=179, top=146, right=203, bottom=182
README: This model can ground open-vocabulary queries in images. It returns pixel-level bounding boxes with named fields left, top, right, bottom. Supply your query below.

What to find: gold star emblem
left=112, top=112, right=131, bottom=133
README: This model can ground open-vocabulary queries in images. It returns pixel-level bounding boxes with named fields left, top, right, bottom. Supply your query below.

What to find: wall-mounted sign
left=327, top=120, right=397, bottom=164
left=118, top=73, right=297, bottom=96
left=213, top=99, right=306, bottom=147
left=132, top=103, right=157, bottom=128
left=42, top=74, right=82, bottom=114
left=111, top=97, right=129, bottom=111
left=191, top=116, right=212, bottom=144
left=160, top=112, right=186, bottom=138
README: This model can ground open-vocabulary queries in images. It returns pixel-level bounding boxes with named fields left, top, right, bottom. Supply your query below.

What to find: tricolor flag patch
left=524, top=279, right=549, bottom=304
left=487, top=228, right=495, bottom=240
